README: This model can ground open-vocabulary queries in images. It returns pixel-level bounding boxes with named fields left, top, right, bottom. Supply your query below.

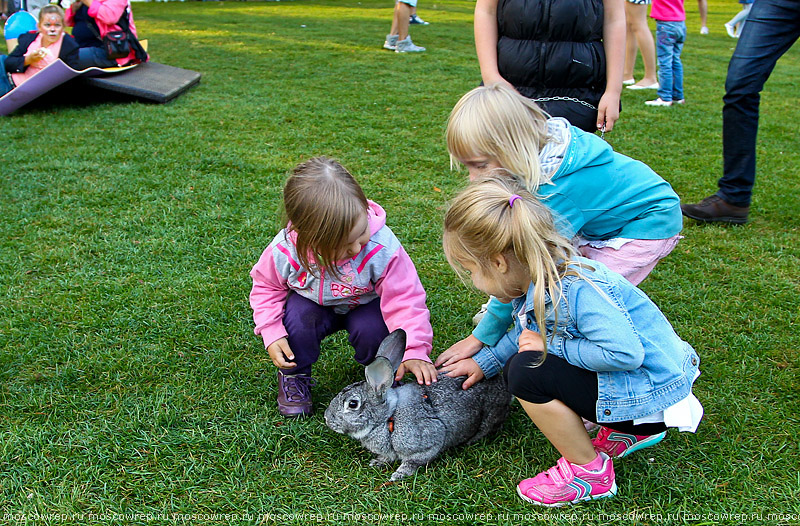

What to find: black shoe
left=681, top=195, right=749, bottom=224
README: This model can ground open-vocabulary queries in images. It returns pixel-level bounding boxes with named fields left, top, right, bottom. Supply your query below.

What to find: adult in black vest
left=474, top=0, right=625, bottom=133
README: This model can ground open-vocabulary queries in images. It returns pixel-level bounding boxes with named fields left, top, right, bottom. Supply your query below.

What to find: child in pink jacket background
left=250, top=157, right=436, bottom=417
left=645, top=0, right=686, bottom=106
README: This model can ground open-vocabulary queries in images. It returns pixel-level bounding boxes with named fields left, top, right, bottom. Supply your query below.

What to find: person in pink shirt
left=249, top=157, right=436, bottom=417
left=66, top=0, right=147, bottom=69
left=1, top=5, right=79, bottom=96
left=645, top=0, right=686, bottom=106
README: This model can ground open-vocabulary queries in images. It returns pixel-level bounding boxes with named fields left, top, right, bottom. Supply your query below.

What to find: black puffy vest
left=496, top=0, right=606, bottom=131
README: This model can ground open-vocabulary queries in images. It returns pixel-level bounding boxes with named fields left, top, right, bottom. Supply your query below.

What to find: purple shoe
left=277, top=371, right=314, bottom=417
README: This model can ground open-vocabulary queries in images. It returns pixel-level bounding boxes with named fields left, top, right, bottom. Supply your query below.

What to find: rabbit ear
left=365, top=330, right=406, bottom=400
left=376, top=329, right=406, bottom=372
left=365, top=356, right=393, bottom=400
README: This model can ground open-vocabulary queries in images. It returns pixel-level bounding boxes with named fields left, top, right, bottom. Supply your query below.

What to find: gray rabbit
left=324, top=329, right=512, bottom=481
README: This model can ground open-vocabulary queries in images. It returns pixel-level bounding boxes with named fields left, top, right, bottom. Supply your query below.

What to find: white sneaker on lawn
left=383, top=34, right=398, bottom=50
left=395, top=37, right=425, bottom=53
left=645, top=98, right=673, bottom=107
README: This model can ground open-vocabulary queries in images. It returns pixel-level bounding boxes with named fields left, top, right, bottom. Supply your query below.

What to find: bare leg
left=623, top=4, right=637, bottom=82
left=392, top=1, right=412, bottom=39
left=518, top=398, right=597, bottom=465
left=390, top=1, right=399, bottom=35
left=629, top=3, right=658, bottom=86
left=698, top=0, right=708, bottom=30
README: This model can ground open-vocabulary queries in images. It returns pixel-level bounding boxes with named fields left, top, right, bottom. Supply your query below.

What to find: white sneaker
left=383, top=34, right=398, bottom=50
left=622, top=78, right=635, bottom=85
left=725, top=22, right=736, bottom=38
left=626, top=82, right=659, bottom=90
left=645, top=98, right=673, bottom=107
left=700, top=26, right=709, bottom=35
left=395, top=37, right=425, bottom=53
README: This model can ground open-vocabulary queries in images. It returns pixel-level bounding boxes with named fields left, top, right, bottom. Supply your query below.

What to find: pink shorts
left=578, top=235, right=682, bottom=286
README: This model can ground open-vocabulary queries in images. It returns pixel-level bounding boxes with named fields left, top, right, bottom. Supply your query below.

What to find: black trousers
left=504, top=351, right=667, bottom=436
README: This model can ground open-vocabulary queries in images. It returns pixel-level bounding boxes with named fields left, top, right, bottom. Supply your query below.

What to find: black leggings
left=504, top=351, right=667, bottom=436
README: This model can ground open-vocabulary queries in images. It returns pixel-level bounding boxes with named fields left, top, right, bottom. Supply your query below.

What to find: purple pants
left=283, top=292, right=389, bottom=376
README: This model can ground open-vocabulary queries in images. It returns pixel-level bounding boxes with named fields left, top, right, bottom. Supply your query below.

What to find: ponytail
left=443, top=174, right=581, bottom=362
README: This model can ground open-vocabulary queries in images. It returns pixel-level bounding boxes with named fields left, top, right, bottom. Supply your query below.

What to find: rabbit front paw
left=370, top=456, right=393, bottom=468
left=389, top=460, right=426, bottom=481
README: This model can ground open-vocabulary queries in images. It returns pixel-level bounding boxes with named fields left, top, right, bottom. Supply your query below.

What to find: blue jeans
left=717, top=0, right=800, bottom=207
left=281, top=293, right=389, bottom=376
left=77, top=46, right=118, bottom=70
left=0, top=55, right=14, bottom=97
left=655, top=21, right=686, bottom=102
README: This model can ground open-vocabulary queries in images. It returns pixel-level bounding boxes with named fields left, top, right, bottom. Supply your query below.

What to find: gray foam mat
left=83, top=62, right=201, bottom=103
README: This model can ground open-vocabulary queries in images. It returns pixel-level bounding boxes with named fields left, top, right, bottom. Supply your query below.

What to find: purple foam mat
left=0, top=59, right=137, bottom=116
left=1, top=60, right=200, bottom=115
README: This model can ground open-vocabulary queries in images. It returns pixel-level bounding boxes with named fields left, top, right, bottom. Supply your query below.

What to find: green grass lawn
left=1, top=0, right=798, bottom=524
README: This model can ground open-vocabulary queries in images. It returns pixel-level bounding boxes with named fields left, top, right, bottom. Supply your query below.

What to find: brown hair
left=38, top=4, right=65, bottom=24
left=283, top=157, right=368, bottom=278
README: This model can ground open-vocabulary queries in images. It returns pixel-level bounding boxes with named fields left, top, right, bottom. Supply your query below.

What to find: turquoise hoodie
left=539, top=118, right=682, bottom=241
left=473, top=118, right=683, bottom=346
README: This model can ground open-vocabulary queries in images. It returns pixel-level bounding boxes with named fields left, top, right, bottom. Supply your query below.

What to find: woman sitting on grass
left=1, top=5, right=79, bottom=97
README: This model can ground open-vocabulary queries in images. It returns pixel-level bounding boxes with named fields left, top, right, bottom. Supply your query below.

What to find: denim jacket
left=473, top=257, right=700, bottom=423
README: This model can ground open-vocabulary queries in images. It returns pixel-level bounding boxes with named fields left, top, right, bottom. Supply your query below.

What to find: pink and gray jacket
left=250, top=201, right=433, bottom=363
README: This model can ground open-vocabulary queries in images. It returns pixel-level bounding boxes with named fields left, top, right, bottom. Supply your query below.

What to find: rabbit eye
left=347, top=399, right=360, bottom=410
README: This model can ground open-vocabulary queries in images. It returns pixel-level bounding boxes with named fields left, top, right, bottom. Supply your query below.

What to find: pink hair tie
left=509, top=194, right=521, bottom=208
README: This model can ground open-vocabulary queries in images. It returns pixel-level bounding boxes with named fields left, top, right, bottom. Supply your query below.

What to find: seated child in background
left=1, top=5, right=79, bottom=97
left=249, top=157, right=436, bottom=417
left=439, top=83, right=683, bottom=370
left=440, top=175, right=702, bottom=506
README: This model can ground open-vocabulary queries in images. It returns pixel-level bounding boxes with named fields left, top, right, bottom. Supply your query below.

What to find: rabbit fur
left=324, top=329, right=512, bottom=481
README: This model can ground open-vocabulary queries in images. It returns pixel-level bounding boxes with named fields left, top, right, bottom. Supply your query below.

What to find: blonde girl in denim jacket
left=438, top=176, right=702, bottom=507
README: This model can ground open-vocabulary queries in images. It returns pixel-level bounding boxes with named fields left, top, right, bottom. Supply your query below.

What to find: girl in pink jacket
left=250, top=157, right=436, bottom=417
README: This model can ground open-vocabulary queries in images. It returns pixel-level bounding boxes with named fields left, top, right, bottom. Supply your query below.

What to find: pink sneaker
left=591, top=426, right=666, bottom=458
left=516, top=454, right=617, bottom=507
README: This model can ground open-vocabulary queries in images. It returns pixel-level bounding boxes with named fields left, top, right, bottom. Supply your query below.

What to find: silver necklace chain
left=533, top=96, right=598, bottom=111
left=533, top=96, right=605, bottom=140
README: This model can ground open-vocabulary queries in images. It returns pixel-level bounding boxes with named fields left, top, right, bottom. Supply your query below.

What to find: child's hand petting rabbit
left=396, top=358, right=438, bottom=385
